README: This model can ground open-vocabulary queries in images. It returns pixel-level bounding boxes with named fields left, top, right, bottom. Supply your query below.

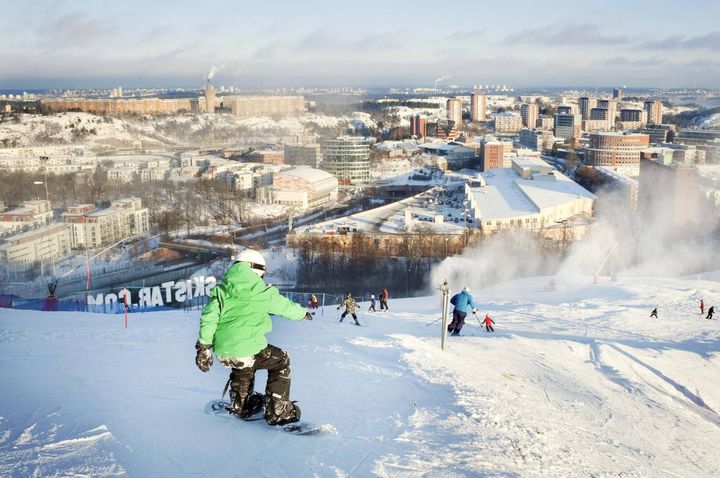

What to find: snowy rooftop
left=276, top=166, right=336, bottom=184
left=469, top=159, right=595, bottom=220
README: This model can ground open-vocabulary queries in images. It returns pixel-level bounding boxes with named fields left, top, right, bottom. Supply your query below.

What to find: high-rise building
left=638, top=158, right=700, bottom=226
left=470, top=92, right=487, bottom=122
left=520, top=103, right=539, bottom=128
left=586, top=132, right=650, bottom=168
left=644, top=99, right=663, bottom=125
left=554, top=114, right=582, bottom=141
left=410, top=115, right=427, bottom=138
left=321, top=136, right=373, bottom=185
left=480, top=140, right=505, bottom=171
left=613, top=88, right=623, bottom=100
left=590, top=108, right=610, bottom=121
left=578, top=97, right=597, bottom=120
left=556, top=105, right=578, bottom=115
left=447, top=97, right=463, bottom=129
left=620, top=109, right=643, bottom=122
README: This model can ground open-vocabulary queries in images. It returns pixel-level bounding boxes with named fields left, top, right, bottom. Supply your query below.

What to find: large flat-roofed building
left=248, top=150, right=284, bottom=165
left=0, top=223, right=72, bottom=271
left=465, top=157, right=595, bottom=235
left=493, top=113, right=522, bottom=134
left=674, top=129, right=720, bottom=162
left=62, top=198, right=149, bottom=248
left=284, top=144, right=322, bottom=168
left=585, top=132, right=650, bottom=170
left=518, top=128, right=555, bottom=151
left=271, top=167, right=338, bottom=210
left=228, top=96, right=305, bottom=117
left=321, top=136, right=373, bottom=185
left=41, top=98, right=194, bottom=115
left=638, top=158, right=700, bottom=226
left=0, top=200, right=53, bottom=233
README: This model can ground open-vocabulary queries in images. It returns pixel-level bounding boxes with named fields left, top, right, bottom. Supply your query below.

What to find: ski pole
left=426, top=316, right=443, bottom=326
left=473, top=312, right=484, bottom=331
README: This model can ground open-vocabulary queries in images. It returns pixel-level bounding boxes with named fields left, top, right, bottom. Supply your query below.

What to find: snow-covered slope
left=1, top=275, right=720, bottom=477
left=0, top=111, right=376, bottom=149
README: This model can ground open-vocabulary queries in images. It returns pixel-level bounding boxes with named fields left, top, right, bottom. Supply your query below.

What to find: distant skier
left=650, top=308, right=658, bottom=319
left=700, top=299, right=705, bottom=315
left=195, top=248, right=313, bottom=426
left=448, top=286, right=478, bottom=336
left=380, top=288, right=389, bottom=311
left=483, top=314, right=495, bottom=332
left=368, top=294, right=376, bottom=312
left=308, top=294, right=319, bottom=309
left=338, top=292, right=361, bottom=326
left=707, top=306, right=715, bottom=320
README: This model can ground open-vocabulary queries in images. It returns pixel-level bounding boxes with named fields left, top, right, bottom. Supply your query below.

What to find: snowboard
left=204, top=399, right=327, bottom=435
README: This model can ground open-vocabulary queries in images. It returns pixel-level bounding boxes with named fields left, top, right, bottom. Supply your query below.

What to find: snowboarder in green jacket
left=195, top=248, right=312, bottom=425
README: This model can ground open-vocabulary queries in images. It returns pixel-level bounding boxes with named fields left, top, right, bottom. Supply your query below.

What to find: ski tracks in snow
left=0, top=414, right=125, bottom=477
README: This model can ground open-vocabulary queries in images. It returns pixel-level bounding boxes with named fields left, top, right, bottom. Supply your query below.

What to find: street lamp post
left=40, top=156, right=49, bottom=202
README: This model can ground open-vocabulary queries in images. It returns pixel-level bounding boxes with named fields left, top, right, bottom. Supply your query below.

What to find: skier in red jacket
left=700, top=299, right=705, bottom=315
left=483, top=314, right=495, bottom=332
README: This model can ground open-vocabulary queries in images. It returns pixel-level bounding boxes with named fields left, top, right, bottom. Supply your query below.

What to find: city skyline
left=1, top=0, right=719, bottom=89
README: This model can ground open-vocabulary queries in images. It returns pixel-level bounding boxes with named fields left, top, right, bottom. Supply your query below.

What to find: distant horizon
left=1, top=82, right=718, bottom=94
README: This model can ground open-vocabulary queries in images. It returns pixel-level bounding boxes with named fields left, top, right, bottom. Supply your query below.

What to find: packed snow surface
left=1, top=275, right=720, bottom=477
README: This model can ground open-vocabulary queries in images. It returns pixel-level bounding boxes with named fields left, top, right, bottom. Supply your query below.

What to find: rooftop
left=468, top=159, right=595, bottom=220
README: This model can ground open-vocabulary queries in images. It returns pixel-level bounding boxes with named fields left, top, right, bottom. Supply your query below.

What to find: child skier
left=338, top=292, right=361, bottom=326
left=700, top=299, right=704, bottom=315
left=650, top=308, right=658, bottom=319
left=368, top=294, right=376, bottom=312
left=195, top=248, right=313, bottom=426
left=483, top=314, right=495, bottom=332
left=707, top=305, right=715, bottom=320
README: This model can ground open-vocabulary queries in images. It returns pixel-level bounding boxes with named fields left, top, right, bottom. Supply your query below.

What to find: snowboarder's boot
left=229, top=389, right=264, bottom=419
left=451, top=330, right=460, bottom=336
left=354, top=321, right=361, bottom=326
left=264, top=396, right=301, bottom=426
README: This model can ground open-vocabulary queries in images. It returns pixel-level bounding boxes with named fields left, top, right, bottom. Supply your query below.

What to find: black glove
left=303, top=312, right=313, bottom=321
left=195, top=341, right=213, bottom=373
left=336, top=306, right=340, bottom=310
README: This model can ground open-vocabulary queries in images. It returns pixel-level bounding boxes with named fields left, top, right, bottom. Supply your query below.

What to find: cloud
left=641, top=31, right=720, bottom=50
left=502, top=23, right=628, bottom=46
left=39, top=12, right=116, bottom=48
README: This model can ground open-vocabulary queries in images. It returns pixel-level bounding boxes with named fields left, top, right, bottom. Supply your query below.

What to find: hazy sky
left=1, top=0, right=719, bottom=89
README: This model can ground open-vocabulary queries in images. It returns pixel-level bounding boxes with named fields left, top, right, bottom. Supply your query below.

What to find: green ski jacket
left=198, top=262, right=305, bottom=358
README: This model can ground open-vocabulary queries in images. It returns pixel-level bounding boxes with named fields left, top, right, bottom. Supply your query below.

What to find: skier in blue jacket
left=448, top=286, right=478, bottom=336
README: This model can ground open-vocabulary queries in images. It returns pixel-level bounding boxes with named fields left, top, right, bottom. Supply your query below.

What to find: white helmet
left=463, top=286, right=471, bottom=293
left=371, top=294, right=375, bottom=299
left=232, top=248, right=266, bottom=277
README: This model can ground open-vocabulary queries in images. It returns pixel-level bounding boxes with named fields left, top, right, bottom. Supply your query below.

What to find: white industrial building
left=271, top=167, right=338, bottom=210
left=465, top=157, right=595, bottom=234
